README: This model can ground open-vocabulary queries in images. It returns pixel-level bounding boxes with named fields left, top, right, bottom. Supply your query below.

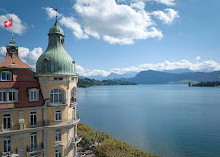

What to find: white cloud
left=130, top=1, right=146, bottom=10
left=0, top=47, right=6, bottom=58
left=60, top=17, right=88, bottom=39
left=44, top=0, right=178, bottom=44
left=151, top=8, right=179, bottom=25
left=0, top=14, right=27, bottom=35
left=196, top=56, right=201, bottom=61
left=153, top=0, right=175, bottom=6
left=44, top=7, right=88, bottom=40
left=44, top=7, right=62, bottom=19
left=0, top=46, right=43, bottom=68
left=112, top=60, right=220, bottom=74
left=76, top=65, right=110, bottom=77
left=74, top=0, right=163, bottom=45
left=133, top=0, right=176, bottom=6
left=76, top=60, right=220, bottom=77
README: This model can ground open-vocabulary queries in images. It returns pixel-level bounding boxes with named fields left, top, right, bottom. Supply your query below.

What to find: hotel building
left=0, top=19, right=81, bottom=157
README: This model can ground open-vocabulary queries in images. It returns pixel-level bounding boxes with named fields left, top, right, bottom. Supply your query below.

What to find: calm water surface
left=77, top=85, right=220, bottom=157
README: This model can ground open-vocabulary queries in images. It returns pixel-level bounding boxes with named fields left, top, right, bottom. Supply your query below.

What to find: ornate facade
left=0, top=19, right=80, bottom=157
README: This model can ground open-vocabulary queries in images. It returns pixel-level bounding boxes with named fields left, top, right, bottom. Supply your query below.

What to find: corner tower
left=36, top=19, right=80, bottom=157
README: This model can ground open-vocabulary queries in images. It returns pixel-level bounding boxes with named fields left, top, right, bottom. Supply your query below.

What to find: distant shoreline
left=78, top=77, right=137, bottom=88
left=190, top=81, right=220, bottom=87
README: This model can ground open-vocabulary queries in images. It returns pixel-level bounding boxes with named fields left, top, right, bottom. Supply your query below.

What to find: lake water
left=77, top=85, right=220, bottom=157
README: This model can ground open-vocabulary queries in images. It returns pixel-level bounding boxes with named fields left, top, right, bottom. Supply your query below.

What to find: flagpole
left=12, top=18, right=13, bottom=39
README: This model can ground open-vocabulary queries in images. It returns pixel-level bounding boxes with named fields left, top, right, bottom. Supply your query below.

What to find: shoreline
left=77, top=123, right=159, bottom=157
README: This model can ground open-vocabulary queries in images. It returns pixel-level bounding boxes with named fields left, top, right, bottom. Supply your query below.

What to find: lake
left=77, top=85, right=220, bottom=157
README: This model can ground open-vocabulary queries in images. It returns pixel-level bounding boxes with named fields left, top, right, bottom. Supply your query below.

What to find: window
left=71, top=87, right=76, bottom=103
left=55, top=149, right=62, bottom=157
left=30, top=132, right=37, bottom=149
left=0, top=91, right=6, bottom=102
left=8, top=91, right=16, bottom=102
left=55, top=110, right=62, bottom=121
left=30, top=111, right=37, bottom=127
left=55, top=130, right=62, bottom=142
left=50, top=89, right=63, bottom=104
left=1, top=71, right=12, bottom=81
left=0, top=89, right=18, bottom=103
left=54, top=78, right=63, bottom=81
left=3, top=114, right=11, bottom=130
left=29, top=89, right=39, bottom=102
left=72, top=108, right=75, bottom=120
left=3, top=136, right=11, bottom=152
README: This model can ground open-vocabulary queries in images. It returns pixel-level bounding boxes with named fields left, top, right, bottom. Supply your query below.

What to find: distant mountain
left=124, top=70, right=220, bottom=84
left=163, top=68, right=193, bottom=74
left=87, top=72, right=138, bottom=80
left=104, top=72, right=138, bottom=80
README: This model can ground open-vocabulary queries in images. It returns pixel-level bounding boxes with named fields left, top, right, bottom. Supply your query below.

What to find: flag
left=4, top=19, right=12, bottom=28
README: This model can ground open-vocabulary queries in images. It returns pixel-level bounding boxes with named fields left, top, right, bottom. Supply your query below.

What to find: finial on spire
left=52, top=8, right=58, bottom=23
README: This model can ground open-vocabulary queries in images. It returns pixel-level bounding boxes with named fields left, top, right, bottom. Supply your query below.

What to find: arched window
left=50, top=89, right=63, bottom=104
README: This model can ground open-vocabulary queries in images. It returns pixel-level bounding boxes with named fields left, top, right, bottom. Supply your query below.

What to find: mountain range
left=79, top=69, right=220, bottom=84
left=89, top=71, right=138, bottom=80
left=124, top=70, right=220, bottom=84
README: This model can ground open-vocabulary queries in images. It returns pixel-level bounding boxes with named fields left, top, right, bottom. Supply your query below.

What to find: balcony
left=26, top=142, right=44, bottom=154
left=71, top=134, right=82, bottom=144
left=1, top=149, right=19, bottom=157
left=0, top=118, right=80, bottom=135
left=70, top=98, right=77, bottom=107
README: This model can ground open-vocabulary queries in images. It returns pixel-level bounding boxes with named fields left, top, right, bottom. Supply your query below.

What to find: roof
left=49, top=19, right=64, bottom=36
left=0, top=38, right=31, bottom=69
left=0, top=68, right=44, bottom=109
left=36, top=20, right=75, bottom=75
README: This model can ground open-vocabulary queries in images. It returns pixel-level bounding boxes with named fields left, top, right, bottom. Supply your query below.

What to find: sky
left=0, top=0, right=220, bottom=77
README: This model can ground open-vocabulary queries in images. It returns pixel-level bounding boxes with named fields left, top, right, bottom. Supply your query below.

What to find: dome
left=49, top=20, right=64, bottom=36
left=7, top=38, right=18, bottom=48
left=36, top=20, right=75, bottom=75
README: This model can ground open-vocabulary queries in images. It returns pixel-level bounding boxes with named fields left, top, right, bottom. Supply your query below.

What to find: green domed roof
left=36, top=20, right=75, bottom=75
left=6, top=38, right=18, bottom=49
left=49, top=20, right=64, bottom=36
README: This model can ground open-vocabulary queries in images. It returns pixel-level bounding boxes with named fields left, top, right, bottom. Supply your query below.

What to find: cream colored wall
left=48, top=106, right=68, bottom=124
left=0, top=108, right=43, bottom=131
left=48, top=129, right=70, bottom=157
left=23, top=108, right=43, bottom=128
left=45, top=82, right=77, bottom=99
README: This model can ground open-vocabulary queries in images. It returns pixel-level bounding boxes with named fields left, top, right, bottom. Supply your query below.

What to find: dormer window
left=0, top=89, right=18, bottom=103
left=1, top=71, right=12, bottom=81
left=29, top=89, right=39, bottom=102
left=0, top=91, right=7, bottom=102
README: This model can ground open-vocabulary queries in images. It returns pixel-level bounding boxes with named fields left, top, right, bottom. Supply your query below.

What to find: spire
left=52, top=8, right=58, bottom=24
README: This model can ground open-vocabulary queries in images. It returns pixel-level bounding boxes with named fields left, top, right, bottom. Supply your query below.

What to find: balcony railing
left=71, top=134, right=82, bottom=144
left=1, top=149, right=19, bottom=157
left=26, top=142, right=44, bottom=154
left=1, top=117, right=80, bottom=133
left=44, top=117, right=80, bottom=126
left=26, top=117, right=79, bottom=127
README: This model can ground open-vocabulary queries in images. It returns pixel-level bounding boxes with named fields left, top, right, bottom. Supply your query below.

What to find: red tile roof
left=0, top=68, right=44, bottom=109
left=0, top=49, right=31, bottom=69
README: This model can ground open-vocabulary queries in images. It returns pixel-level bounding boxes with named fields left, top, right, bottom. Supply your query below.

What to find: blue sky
left=0, top=0, right=220, bottom=77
